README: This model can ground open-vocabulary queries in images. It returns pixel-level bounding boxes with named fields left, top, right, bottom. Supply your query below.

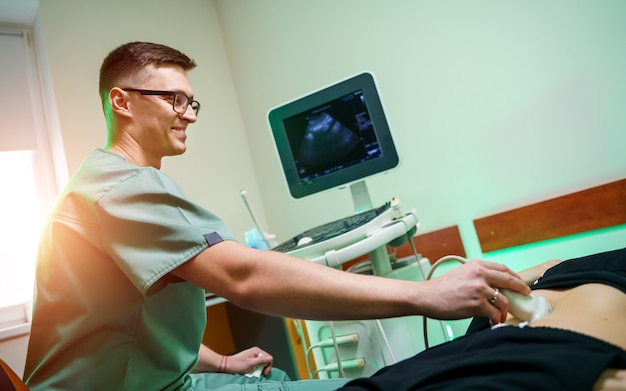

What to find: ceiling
left=0, top=0, right=39, bottom=26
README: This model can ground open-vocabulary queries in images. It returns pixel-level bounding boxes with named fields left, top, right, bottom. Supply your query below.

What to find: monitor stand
left=349, top=180, right=393, bottom=276
left=349, top=180, right=373, bottom=213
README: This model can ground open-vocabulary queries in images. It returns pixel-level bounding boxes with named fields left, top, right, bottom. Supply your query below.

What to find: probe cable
left=422, top=255, right=468, bottom=349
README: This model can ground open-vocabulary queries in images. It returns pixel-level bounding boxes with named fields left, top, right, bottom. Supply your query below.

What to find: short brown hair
left=99, top=42, right=197, bottom=103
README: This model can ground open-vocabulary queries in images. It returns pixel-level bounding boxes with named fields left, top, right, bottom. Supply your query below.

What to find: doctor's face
left=124, top=64, right=198, bottom=160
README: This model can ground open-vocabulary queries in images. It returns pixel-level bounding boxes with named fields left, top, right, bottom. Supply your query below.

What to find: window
left=0, top=27, right=64, bottom=337
left=0, top=151, right=40, bottom=311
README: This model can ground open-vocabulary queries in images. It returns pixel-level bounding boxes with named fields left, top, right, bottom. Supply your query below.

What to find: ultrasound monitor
left=268, top=72, right=399, bottom=213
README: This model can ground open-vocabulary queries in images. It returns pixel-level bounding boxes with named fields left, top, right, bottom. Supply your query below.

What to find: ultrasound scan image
left=297, top=112, right=360, bottom=165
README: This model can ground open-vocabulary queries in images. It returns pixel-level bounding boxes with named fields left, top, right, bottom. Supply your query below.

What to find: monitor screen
left=268, top=72, right=399, bottom=201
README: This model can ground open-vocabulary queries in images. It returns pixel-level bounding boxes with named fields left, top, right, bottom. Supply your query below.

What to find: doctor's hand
left=225, top=346, right=274, bottom=376
left=423, top=259, right=530, bottom=325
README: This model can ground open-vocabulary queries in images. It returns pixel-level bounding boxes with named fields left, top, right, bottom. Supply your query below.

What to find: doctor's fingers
left=484, top=287, right=509, bottom=324
left=251, top=347, right=274, bottom=367
left=247, top=347, right=274, bottom=375
left=479, top=262, right=531, bottom=296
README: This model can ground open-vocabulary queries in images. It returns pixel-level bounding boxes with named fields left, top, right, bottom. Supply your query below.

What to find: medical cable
left=400, top=229, right=461, bottom=350
left=328, top=321, right=345, bottom=377
left=374, top=319, right=397, bottom=364
left=422, top=255, right=468, bottom=349
left=406, top=230, right=429, bottom=282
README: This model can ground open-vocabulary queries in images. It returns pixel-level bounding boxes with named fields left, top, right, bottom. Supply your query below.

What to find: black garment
left=532, top=246, right=626, bottom=294
left=339, top=247, right=626, bottom=391
left=338, top=326, right=626, bottom=391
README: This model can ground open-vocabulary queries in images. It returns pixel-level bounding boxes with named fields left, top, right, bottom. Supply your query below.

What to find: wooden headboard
left=474, top=178, right=626, bottom=253
left=390, top=178, right=626, bottom=262
left=392, top=225, right=466, bottom=262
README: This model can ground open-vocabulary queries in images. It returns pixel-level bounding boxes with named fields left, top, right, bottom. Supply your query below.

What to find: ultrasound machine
left=267, top=73, right=416, bottom=269
left=257, top=72, right=450, bottom=379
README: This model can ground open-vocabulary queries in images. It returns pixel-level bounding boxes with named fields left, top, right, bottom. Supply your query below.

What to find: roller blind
left=0, top=30, right=39, bottom=151
left=0, top=28, right=55, bottom=338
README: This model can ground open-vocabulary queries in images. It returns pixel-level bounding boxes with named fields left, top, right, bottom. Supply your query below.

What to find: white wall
left=215, top=0, right=626, bottom=261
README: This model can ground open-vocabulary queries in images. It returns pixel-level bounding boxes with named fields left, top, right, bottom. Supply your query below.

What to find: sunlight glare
left=0, top=150, right=42, bottom=309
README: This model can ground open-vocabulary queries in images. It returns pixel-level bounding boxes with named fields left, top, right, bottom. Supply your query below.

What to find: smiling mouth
left=172, top=128, right=187, bottom=140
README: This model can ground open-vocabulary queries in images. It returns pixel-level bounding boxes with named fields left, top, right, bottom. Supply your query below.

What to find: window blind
left=0, top=30, right=39, bottom=151
left=0, top=27, right=57, bottom=339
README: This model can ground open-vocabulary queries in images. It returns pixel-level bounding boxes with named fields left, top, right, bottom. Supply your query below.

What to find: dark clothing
left=339, top=325, right=626, bottom=391
left=532, top=246, right=626, bottom=294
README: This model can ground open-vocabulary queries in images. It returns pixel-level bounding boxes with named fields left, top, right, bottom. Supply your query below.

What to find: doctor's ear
left=109, top=87, right=132, bottom=116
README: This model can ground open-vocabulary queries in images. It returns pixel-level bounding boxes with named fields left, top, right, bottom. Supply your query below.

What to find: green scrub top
left=24, top=149, right=235, bottom=390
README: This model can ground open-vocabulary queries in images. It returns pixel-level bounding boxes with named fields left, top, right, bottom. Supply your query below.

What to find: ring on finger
left=489, top=288, right=500, bottom=304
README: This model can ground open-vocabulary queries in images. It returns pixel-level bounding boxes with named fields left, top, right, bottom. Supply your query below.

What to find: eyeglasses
left=122, top=88, right=201, bottom=116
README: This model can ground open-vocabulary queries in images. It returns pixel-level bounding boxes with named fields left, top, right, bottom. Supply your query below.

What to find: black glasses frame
left=121, top=88, right=201, bottom=115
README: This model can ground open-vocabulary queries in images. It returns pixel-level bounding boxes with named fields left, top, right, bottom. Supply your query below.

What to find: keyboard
left=272, top=202, right=391, bottom=254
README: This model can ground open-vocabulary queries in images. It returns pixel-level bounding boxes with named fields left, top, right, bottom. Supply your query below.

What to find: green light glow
left=484, top=223, right=626, bottom=258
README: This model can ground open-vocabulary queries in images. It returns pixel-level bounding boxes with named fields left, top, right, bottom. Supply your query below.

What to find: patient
left=338, top=247, right=626, bottom=391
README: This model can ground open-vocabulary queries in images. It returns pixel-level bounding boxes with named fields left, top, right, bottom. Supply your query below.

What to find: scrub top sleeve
left=97, top=168, right=235, bottom=296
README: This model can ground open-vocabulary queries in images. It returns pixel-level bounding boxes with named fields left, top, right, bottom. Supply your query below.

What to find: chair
left=0, top=359, right=29, bottom=391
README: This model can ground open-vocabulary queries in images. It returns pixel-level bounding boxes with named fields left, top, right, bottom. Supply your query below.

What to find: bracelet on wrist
left=218, top=355, right=228, bottom=373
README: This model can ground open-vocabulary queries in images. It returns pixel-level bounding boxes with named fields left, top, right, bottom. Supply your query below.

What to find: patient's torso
left=505, top=247, right=626, bottom=350
left=528, top=284, right=626, bottom=350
